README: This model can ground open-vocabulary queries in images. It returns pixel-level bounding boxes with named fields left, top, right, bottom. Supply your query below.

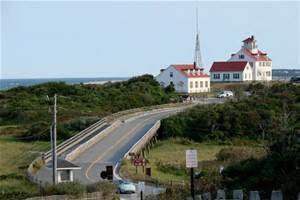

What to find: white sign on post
left=186, top=149, right=198, bottom=168
left=138, top=181, right=145, bottom=192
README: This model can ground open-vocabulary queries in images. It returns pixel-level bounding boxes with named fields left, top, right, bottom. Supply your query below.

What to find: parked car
left=290, top=76, right=300, bottom=83
left=216, top=91, right=234, bottom=98
left=117, top=180, right=136, bottom=194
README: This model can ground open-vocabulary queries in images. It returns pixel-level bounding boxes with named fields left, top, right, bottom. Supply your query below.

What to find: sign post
left=186, top=150, right=198, bottom=200
left=138, top=181, right=145, bottom=200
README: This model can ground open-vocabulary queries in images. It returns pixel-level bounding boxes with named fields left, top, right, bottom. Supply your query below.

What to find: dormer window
left=239, top=54, right=245, bottom=59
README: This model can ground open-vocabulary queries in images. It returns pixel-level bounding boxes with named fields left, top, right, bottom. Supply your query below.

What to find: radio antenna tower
left=194, top=8, right=203, bottom=69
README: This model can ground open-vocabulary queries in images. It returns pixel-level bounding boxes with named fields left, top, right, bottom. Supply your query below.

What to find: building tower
left=194, top=8, right=203, bottom=70
left=242, top=35, right=258, bottom=54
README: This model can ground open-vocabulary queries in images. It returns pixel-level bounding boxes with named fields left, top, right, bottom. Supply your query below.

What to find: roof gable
left=242, top=49, right=272, bottom=61
left=171, top=64, right=209, bottom=78
left=243, top=36, right=254, bottom=43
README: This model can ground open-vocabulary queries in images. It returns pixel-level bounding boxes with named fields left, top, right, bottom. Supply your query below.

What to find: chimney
left=193, top=61, right=197, bottom=69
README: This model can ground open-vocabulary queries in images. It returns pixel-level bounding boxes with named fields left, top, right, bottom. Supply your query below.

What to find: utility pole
left=51, top=94, right=57, bottom=185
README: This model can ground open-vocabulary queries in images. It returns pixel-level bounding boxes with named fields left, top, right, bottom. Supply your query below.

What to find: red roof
left=171, top=64, right=209, bottom=78
left=242, top=35, right=255, bottom=43
left=210, top=61, right=248, bottom=72
left=242, top=48, right=272, bottom=61
left=172, top=64, right=200, bottom=71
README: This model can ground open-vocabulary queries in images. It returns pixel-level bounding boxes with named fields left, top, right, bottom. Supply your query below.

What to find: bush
left=146, top=184, right=190, bottom=200
left=1, top=74, right=177, bottom=141
left=216, top=147, right=265, bottom=162
left=156, top=161, right=187, bottom=176
left=158, top=83, right=300, bottom=142
left=222, top=135, right=300, bottom=199
left=44, top=182, right=86, bottom=196
left=86, top=181, right=118, bottom=198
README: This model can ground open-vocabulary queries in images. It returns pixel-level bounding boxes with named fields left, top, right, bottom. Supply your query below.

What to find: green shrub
left=216, top=147, right=265, bottom=162
left=222, top=135, right=300, bottom=199
left=1, top=74, right=177, bottom=141
left=86, top=181, right=118, bottom=198
left=147, top=184, right=189, bottom=200
left=156, top=161, right=187, bottom=176
left=158, top=83, right=300, bottom=142
left=44, top=182, right=86, bottom=196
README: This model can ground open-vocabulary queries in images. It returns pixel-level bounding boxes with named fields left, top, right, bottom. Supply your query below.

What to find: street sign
left=100, top=171, right=107, bottom=179
left=186, top=149, right=198, bottom=168
left=100, top=165, right=113, bottom=180
left=134, top=158, right=147, bottom=166
left=138, top=181, right=145, bottom=192
left=106, top=165, right=113, bottom=180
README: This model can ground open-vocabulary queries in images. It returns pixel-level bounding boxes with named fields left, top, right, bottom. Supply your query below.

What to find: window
left=245, top=73, right=247, bottom=79
left=223, top=73, right=230, bottom=80
left=239, top=54, right=245, bottom=59
left=262, top=62, right=265, bottom=67
left=213, top=74, right=220, bottom=79
left=266, top=71, right=271, bottom=76
left=170, top=72, right=173, bottom=78
left=200, top=81, right=203, bottom=88
left=195, top=81, right=198, bottom=88
left=190, top=81, right=193, bottom=88
left=205, top=81, right=208, bottom=87
left=233, top=73, right=240, bottom=79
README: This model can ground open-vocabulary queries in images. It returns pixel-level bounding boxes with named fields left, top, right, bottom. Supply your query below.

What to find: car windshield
left=122, top=181, right=131, bottom=185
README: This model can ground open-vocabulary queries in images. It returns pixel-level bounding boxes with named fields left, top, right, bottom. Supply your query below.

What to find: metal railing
left=43, top=119, right=107, bottom=162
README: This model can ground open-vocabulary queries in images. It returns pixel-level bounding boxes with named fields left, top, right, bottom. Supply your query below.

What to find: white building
left=210, top=61, right=253, bottom=82
left=156, top=12, right=210, bottom=94
left=210, top=35, right=272, bottom=82
left=156, top=64, right=210, bottom=93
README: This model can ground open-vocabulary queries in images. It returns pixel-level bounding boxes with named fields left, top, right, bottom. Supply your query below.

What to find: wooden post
left=190, top=168, right=195, bottom=200
left=142, top=149, right=145, bottom=158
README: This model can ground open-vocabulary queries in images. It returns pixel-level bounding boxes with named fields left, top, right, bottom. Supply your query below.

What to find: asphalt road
left=72, top=108, right=184, bottom=184
left=34, top=99, right=223, bottom=199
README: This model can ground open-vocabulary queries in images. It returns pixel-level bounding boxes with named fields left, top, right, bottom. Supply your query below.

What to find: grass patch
left=0, top=135, right=49, bottom=175
left=0, top=135, right=50, bottom=199
left=120, top=138, right=266, bottom=186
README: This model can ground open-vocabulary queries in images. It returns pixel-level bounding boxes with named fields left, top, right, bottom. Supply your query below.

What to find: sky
left=1, top=1, right=300, bottom=79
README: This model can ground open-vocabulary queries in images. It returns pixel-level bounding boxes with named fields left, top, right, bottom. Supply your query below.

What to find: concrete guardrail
left=65, top=120, right=122, bottom=161
left=124, top=120, right=161, bottom=159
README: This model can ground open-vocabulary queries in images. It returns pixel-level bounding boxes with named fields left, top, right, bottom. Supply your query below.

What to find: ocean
left=0, top=77, right=129, bottom=90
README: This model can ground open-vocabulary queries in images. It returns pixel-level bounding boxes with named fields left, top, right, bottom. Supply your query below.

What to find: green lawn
left=0, top=135, right=50, bottom=199
left=120, top=138, right=265, bottom=185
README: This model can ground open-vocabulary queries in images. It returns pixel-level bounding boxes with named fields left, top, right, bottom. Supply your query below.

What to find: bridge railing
left=124, top=120, right=161, bottom=159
